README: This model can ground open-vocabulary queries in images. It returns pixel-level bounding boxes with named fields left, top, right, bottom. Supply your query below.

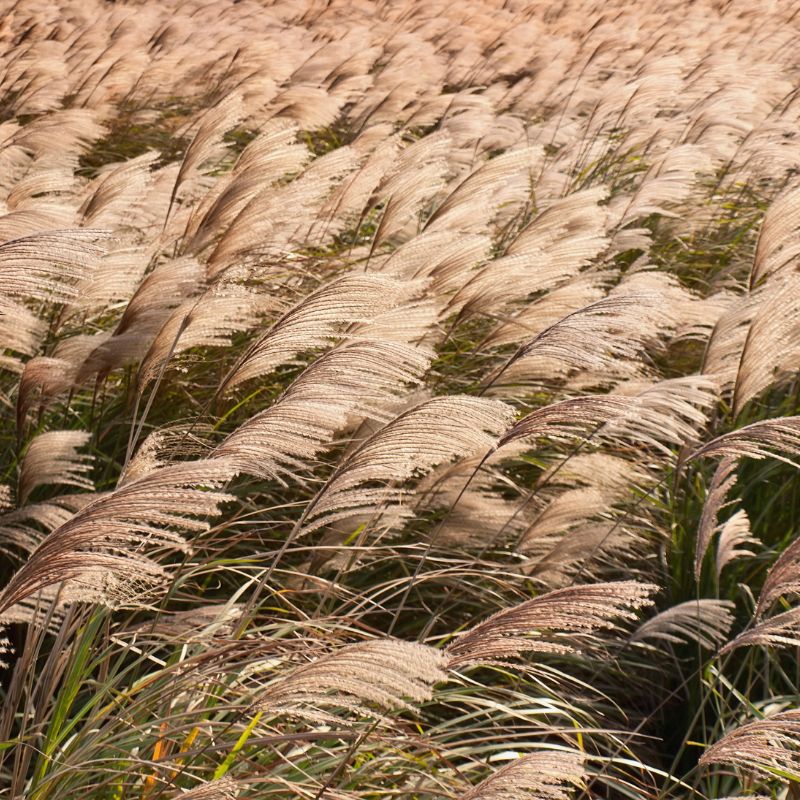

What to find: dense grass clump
left=3, top=1, right=800, bottom=798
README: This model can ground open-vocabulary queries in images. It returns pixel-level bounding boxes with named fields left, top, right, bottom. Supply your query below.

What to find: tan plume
left=446, top=581, right=654, bottom=668
left=18, top=430, right=94, bottom=505
left=215, top=339, right=432, bottom=480
left=695, top=457, right=739, bottom=581
left=295, top=396, right=515, bottom=537
left=220, top=274, right=419, bottom=393
left=700, top=710, right=800, bottom=780
left=259, top=639, right=447, bottom=722
left=0, top=459, right=237, bottom=615
left=457, top=751, right=585, bottom=800
left=716, top=510, right=758, bottom=579
left=631, top=599, right=734, bottom=650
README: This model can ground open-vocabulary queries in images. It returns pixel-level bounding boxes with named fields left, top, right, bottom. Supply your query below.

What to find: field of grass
left=2, top=0, right=800, bottom=798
